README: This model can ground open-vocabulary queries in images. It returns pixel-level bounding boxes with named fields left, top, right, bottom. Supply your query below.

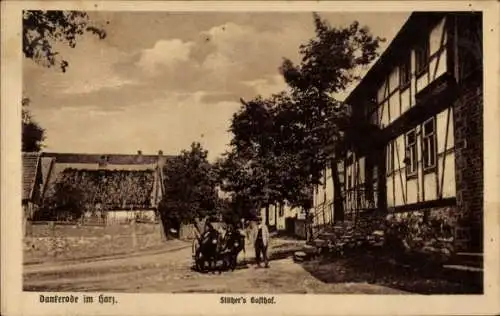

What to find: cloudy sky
left=23, top=11, right=410, bottom=161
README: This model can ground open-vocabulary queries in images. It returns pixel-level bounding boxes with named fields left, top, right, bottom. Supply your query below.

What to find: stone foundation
left=356, top=210, right=387, bottom=236
left=329, top=204, right=474, bottom=257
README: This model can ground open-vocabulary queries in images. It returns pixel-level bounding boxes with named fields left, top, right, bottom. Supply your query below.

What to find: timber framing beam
left=389, top=197, right=456, bottom=213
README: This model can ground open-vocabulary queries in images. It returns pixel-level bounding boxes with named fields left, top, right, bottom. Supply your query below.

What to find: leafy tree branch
left=23, top=10, right=107, bottom=72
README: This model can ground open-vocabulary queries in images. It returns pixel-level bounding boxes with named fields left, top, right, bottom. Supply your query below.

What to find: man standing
left=253, top=216, right=270, bottom=268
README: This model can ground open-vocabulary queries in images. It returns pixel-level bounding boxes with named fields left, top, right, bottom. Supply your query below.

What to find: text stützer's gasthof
left=220, top=296, right=276, bottom=304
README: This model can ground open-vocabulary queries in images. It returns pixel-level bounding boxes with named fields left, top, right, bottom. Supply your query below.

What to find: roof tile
left=22, top=152, right=40, bottom=201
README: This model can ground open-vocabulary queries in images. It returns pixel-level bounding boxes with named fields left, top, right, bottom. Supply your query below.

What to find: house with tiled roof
left=25, top=150, right=171, bottom=224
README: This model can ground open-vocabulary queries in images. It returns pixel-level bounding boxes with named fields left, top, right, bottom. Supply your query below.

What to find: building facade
left=260, top=203, right=299, bottom=233
left=313, top=12, right=483, bottom=253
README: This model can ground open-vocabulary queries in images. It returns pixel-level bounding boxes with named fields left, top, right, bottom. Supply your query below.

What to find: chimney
left=137, top=150, right=143, bottom=163
left=99, top=155, right=108, bottom=169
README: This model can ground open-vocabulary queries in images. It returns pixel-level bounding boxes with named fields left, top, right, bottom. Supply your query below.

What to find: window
left=380, top=102, right=389, bottom=127
left=415, top=40, right=429, bottom=76
left=405, top=130, right=418, bottom=176
left=389, top=68, right=399, bottom=92
left=400, top=54, right=411, bottom=87
left=347, top=169, right=352, bottom=189
left=98, top=155, right=108, bottom=168
left=422, top=118, right=437, bottom=170
left=338, top=162, right=345, bottom=190
left=377, top=82, right=386, bottom=104
left=386, top=141, right=395, bottom=174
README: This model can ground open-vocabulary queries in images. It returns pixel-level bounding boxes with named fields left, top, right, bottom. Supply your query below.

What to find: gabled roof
left=22, top=152, right=40, bottom=201
left=345, top=12, right=446, bottom=105
left=41, top=152, right=174, bottom=165
left=39, top=156, right=55, bottom=200
left=40, top=156, right=54, bottom=180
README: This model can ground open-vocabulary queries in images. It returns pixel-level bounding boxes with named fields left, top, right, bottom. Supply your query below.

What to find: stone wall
left=453, top=77, right=483, bottom=252
left=24, top=223, right=165, bottom=263
left=356, top=210, right=387, bottom=236
left=324, top=206, right=459, bottom=258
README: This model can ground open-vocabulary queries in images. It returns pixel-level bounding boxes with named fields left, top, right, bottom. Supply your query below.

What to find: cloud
left=136, top=39, right=195, bottom=74
left=120, top=21, right=306, bottom=103
left=24, top=12, right=411, bottom=160
left=199, top=91, right=241, bottom=104
left=29, top=19, right=309, bottom=113
left=23, top=34, right=135, bottom=102
left=242, top=74, right=288, bottom=98
left=202, top=52, right=235, bottom=73
left=61, top=75, right=135, bottom=95
left=35, top=92, right=240, bottom=161
left=199, top=22, right=296, bottom=77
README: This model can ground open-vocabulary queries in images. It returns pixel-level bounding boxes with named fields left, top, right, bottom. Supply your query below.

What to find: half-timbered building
left=312, top=12, right=483, bottom=253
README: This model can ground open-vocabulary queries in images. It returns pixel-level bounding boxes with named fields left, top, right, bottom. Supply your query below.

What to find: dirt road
left=24, top=238, right=406, bottom=294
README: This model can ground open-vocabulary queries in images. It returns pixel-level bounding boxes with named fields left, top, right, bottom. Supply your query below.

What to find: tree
left=215, top=150, right=269, bottom=222
left=217, top=95, right=290, bottom=222
left=36, top=181, right=86, bottom=221
left=277, top=13, right=384, bottom=221
left=23, top=10, right=107, bottom=72
left=22, top=97, right=45, bottom=152
left=158, top=142, right=220, bottom=236
left=22, top=11, right=107, bottom=151
left=222, top=13, right=384, bottom=225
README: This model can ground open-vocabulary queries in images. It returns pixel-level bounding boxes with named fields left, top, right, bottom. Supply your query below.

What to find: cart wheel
left=231, top=256, right=238, bottom=271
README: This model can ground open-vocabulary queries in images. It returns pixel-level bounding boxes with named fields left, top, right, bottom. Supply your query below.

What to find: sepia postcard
left=2, top=1, right=499, bottom=315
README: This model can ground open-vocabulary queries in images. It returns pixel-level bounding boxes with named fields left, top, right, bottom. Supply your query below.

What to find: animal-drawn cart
left=191, top=226, right=245, bottom=273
